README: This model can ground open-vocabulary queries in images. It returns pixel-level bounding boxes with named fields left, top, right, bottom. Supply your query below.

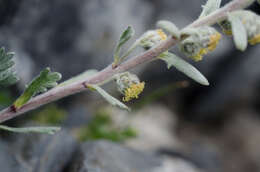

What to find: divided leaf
left=156, top=20, right=180, bottom=39
left=159, top=52, right=209, bottom=86
left=114, top=26, right=135, bottom=64
left=0, top=47, right=19, bottom=86
left=199, top=0, right=221, bottom=18
left=87, top=84, right=130, bottom=111
left=0, top=125, right=60, bottom=134
left=228, top=14, right=248, bottom=51
left=14, top=67, right=62, bottom=109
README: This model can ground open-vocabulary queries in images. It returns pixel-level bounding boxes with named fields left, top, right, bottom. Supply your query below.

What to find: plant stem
left=0, top=0, right=254, bottom=123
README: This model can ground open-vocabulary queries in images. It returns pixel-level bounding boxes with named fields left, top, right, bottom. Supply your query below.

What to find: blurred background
left=0, top=0, right=260, bottom=172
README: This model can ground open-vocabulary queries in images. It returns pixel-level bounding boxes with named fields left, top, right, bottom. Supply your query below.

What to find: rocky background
left=0, top=0, right=260, bottom=172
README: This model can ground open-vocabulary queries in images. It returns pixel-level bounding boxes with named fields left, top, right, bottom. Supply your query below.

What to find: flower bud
left=156, top=20, right=180, bottom=39
left=220, top=10, right=260, bottom=45
left=219, top=20, right=232, bottom=35
left=139, top=29, right=167, bottom=49
left=179, top=26, right=221, bottom=61
left=115, top=72, right=145, bottom=102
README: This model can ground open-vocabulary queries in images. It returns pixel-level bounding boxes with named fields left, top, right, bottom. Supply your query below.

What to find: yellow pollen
left=123, top=82, right=145, bottom=102
left=208, top=33, right=221, bottom=51
left=157, top=29, right=167, bottom=40
left=222, top=29, right=232, bottom=35
left=190, top=32, right=221, bottom=62
left=248, top=34, right=260, bottom=45
left=191, top=48, right=208, bottom=61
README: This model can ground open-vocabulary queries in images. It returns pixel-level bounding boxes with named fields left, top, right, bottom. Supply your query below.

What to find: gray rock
left=177, top=108, right=260, bottom=172
left=68, top=140, right=201, bottom=172
left=70, top=140, right=162, bottom=172
left=63, top=105, right=91, bottom=129
left=153, top=156, right=202, bottom=172
left=181, top=45, right=260, bottom=120
left=10, top=130, right=79, bottom=172
left=0, top=0, right=153, bottom=81
left=0, top=140, right=27, bottom=172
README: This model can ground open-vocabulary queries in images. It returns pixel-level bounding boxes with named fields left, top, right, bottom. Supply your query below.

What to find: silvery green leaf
left=118, top=26, right=135, bottom=49
left=199, top=0, right=221, bottom=18
left=114, top=26, right=135, bottom=64
left=0, top=125, right=60, bottom=135
left=14, top=67, right=62, bottom=109
left=0, top=47, right=19, bottom=86
left=258, top=0, right=260, bottom=5
left=228, top=14, right=248, bottom=51
left=88, top=84, right=130, bottom=111
left=180, top=28, right=201, bottom=40
left=59, top=69, right=98, bottom=87
left=0, top=73, right=18, bottom=86
left=156, top=20, right=180, bottom=39
left=159, top=52, right=209, bottom=86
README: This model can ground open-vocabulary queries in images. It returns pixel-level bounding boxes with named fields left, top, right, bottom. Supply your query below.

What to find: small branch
left=0, top=0, right=254, bottom=123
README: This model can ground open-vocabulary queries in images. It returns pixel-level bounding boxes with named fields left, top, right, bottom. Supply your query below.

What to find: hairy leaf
left=14, top=67, right=62, bottom=108
left=0, top=125, right=60, bottom=134
left=114, top=26, right=135, bottom=64
left=59, top=69, right=98, bottom=87
left=156, top=20, right=180, bottom=39
left=87, top=84, right=130, bottom=111
left=228, top=14, right=248, bottom=51
left=118, top=26, right=135, bottom=49
left=0, top=47, right=19, bottom=86
left=159, top=52, right=209, bottom=86
left=199, top=0, right=221, bottom=18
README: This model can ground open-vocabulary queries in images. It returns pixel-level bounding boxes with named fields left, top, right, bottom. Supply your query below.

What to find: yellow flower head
left=208, top=33, right=222, bottom=51
left=123, top=82, right=145, bottom=102
left=191, top=48, right=208, bottom=62
left=139, top=29, right=167, bottom=49
left=157, top=29, right=167, bottom=40
left=180, top=27, right=221, bottom=62
left=222, top=29, right=232, bottom=35
left=221, top=10, right=260, bottom=46
left=191, top=33, right=221, bottom=61
left=116, top=72, right=145, bottom=102
left=248, top=34, right=260, bottom=45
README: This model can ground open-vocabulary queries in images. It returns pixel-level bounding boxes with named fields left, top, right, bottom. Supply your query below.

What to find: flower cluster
left=220, top=10, right=260, bottom=45
left=123, top=82, right=145, bottom=102
left=139, top=29, right=167, bottom=49
left=116, top=72, right=145, bottom=102
left=179, top=26, right=221, bottom=61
